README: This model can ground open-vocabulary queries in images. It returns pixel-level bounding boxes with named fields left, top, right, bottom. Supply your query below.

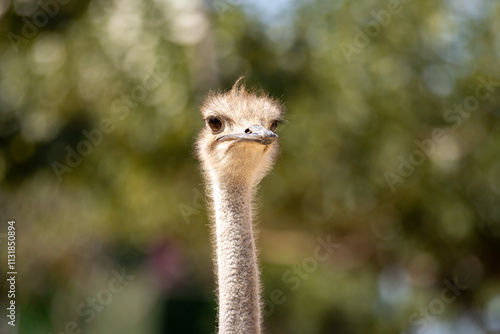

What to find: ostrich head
left=196, top=80, right=284, bottom=186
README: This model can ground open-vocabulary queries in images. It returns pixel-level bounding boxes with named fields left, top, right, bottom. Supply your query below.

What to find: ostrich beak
left=217, top=125, right=278, bottom=145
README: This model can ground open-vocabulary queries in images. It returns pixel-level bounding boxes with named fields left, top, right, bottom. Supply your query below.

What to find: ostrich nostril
left=245, top=128, right=252, bottom=134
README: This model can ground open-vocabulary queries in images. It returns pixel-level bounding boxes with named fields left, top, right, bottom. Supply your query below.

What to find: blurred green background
left=1, top=0, right=500, bottom=333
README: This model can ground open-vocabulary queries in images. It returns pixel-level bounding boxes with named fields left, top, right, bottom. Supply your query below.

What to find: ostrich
left=196, top=79, right=284, bottom=334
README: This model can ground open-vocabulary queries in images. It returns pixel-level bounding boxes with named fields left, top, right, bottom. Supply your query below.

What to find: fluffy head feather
left=196, top=79, right=284, bottom=187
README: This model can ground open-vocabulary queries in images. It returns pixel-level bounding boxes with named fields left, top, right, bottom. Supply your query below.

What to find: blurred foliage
left=1, top=0, right=500, bottom=333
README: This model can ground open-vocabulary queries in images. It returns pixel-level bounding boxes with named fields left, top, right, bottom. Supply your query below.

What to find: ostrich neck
left=212, top=178, right=261, bottom=334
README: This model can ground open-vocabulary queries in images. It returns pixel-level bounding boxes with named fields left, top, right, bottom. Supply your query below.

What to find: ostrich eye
left=207, top=116, right=224, bottom=134
left=270, top=120, right=279, bottom=132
